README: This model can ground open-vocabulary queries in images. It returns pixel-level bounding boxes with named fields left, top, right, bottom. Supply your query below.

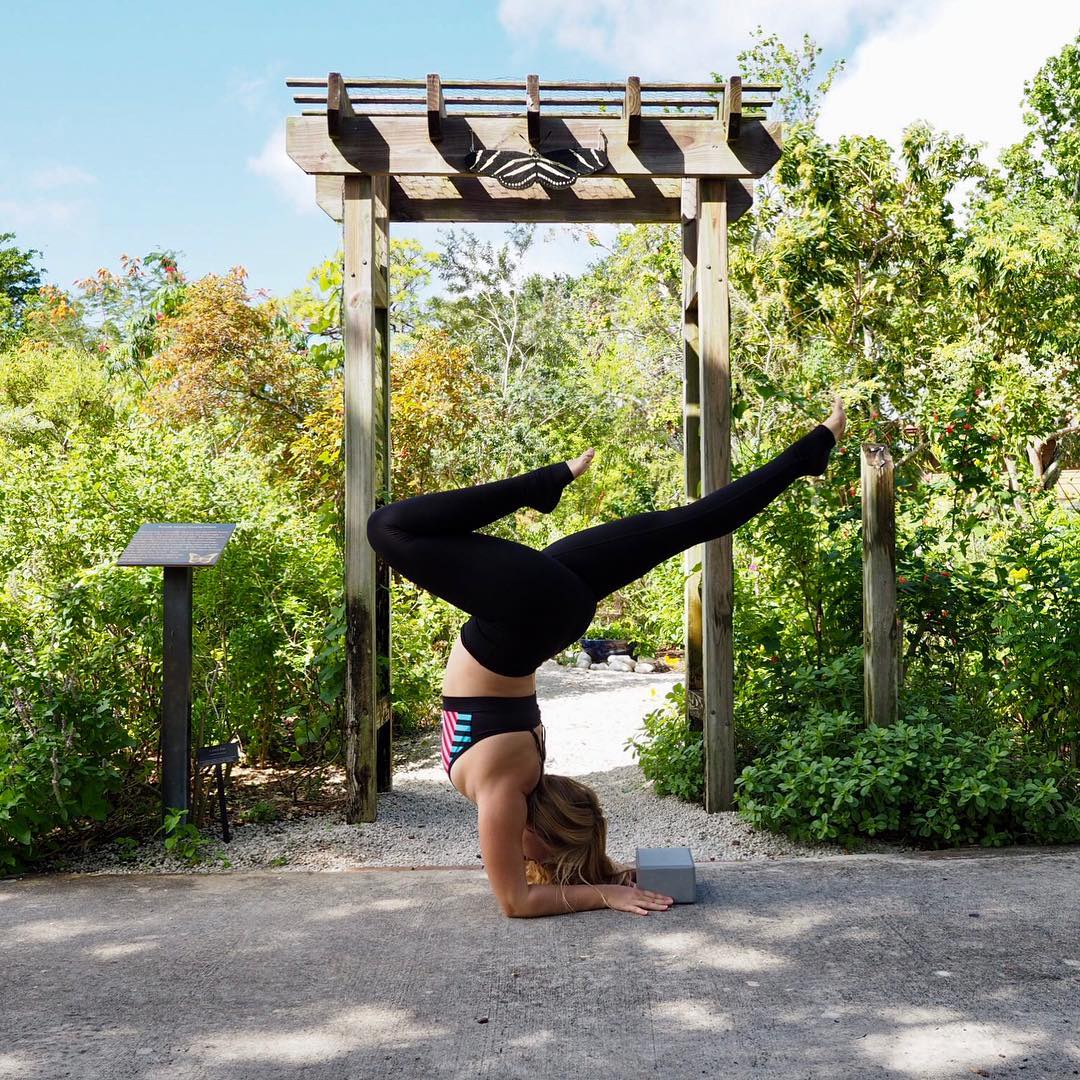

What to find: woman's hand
left=602, top=884, right=674, bottom=915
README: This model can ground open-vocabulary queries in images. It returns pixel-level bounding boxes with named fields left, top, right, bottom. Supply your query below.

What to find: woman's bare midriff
left=441, top=633, right=536, bottom=697
left=443, top=632, right=543, bottom=804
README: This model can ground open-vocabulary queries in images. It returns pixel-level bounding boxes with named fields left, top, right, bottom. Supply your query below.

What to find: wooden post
left=426, top=74, right=446, bottom=143
left=681, top=180, right=704, bottom=736
left=698, top=179, right=735, bottom=811
left=342, top=174, right=379, bottom=822
left=624, top=76, right=641, bottom=146
left=861, top=444, right=899, bottom=727
left=372, top=174, right=394, bottom=792
left=526, top=74, right=541, bottom=145
left=723, top=76, right=742, bottom=140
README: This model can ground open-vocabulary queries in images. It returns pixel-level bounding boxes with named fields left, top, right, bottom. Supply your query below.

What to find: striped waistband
left=441, top=693, right=540, bottom=719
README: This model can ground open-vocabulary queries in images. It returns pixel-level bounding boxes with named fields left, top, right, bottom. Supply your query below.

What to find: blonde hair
left=524, top=773, right=634, bottom=901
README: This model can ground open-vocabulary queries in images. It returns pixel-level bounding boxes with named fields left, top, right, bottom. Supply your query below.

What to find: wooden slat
left=287, top=77, right=782, bottom=91
left=681, top=179, right=704, bottom=739
left=286, top=114, right=783, bottom=179
left=426, top=73, right=446, bottom=143
left=295, top=95, right=773, bottom=108
left=303, top=109, right=719, bottom=119
left=342, top=174, right=379, bottom=823
left=724, top=76, right=742, bottom=140
left=526, top=74, right=541, bottom=145
left=624, top=76, right=641, bottom=145
left=326, top=72, right=356, bottom=138
left=697, top=178, right=735, bottom=813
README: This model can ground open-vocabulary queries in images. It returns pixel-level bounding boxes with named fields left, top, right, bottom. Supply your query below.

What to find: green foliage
left=735, top=707, right=1080, bottom=849
left=0, top=233, right=44, bottom=349
left=1020, top=31, right=1080, bottom=202
left=0, top=419, right=340, bottom=869
left=156, top=807, right=228, bottom=867
left=239, top=800, right=278, bottom=824
left=734, top=25, right=845, bottom=125
left=624, top=683, right=704, bottom=803
left=112, top=835, right=141, bottom=862
left=0, top=341, right=116, bottom=447
left=386, top=582, right=460, bottom=735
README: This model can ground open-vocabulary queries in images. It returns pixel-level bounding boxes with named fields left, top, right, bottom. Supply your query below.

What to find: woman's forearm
left=510, top=883, right=609, bottom=918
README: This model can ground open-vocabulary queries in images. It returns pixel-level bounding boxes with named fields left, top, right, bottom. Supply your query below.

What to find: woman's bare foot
left=567, top=448, right=596, bottom=479
left=822, top=394, right=846, bottom=444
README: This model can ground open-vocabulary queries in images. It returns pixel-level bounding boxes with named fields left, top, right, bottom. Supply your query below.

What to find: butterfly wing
left=533, top=158, right=580, bottom=190
left=542, top=146, right=609, bottom=177
left=465, top=149, right=539, bottom=190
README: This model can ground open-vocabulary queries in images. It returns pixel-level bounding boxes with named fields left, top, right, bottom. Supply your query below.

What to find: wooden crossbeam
left=526, top=74, right=541, bottom=145
left=286, top=115, right=783, bottom=179
left=314, top=174, right=755, bottom=227
left=327, top=72, right=356, bottom=138
left=624, top=76, right=641, bottom=146
left=426, top=73, right=446, bottom=142
left=724, top=76, right=741, bottom=140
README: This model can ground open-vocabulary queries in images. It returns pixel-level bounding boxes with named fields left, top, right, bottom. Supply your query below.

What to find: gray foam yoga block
left=635, top=846, right=697, bottom=903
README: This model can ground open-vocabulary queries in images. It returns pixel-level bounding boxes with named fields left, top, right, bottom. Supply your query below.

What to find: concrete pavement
left=1, top=847, right=1078, bottom=1079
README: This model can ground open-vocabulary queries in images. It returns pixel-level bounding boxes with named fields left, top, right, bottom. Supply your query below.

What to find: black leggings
left=366, top=423, right=836, bottom=677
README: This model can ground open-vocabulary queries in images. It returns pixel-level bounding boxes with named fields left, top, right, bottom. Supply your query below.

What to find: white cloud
left=0, top=197, right=88, bottom=228
left=817, top=0, right=1080, bottom=160
left=247, top=126, right=317, bottom=215
left=30, top=165, right=97, bottom=190
left=498, top=0, right=897, bottom=77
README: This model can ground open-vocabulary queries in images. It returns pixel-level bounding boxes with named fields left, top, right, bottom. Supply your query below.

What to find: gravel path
left=32, top=664, right=916, bottom=876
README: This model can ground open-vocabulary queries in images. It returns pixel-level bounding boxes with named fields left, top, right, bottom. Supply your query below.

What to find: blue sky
left=3, top=1, right=1077, bottom=299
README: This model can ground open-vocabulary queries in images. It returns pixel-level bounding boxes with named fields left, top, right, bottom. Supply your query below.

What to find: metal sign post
left=118, top=523, right=236, bottom=825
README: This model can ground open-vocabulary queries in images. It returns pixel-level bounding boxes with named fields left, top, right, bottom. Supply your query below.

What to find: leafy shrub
left=735, top=706, right=1080, bottom=849
left=624, top=682, right=704, bottom=802
left=0, top=419, right=340, bottom=870
left=240, top=800, right=278, bottom=824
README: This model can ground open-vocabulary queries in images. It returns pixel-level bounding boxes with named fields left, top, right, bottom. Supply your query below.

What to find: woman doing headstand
left=366, top=395, right=847, bottom=919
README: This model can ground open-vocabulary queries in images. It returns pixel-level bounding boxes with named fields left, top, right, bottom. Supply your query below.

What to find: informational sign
left=117, top=522, right=237, bottom=824
left=117, top=523, right=237, bottom=567
left=196, top=742, right=241, bottom=767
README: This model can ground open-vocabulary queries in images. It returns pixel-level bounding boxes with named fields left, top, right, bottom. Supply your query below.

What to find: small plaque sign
left=118, top=523, right=236, bottom=567
left=196, top=742, right=241, bottom=767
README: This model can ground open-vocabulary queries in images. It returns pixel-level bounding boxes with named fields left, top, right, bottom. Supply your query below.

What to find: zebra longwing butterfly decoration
left=463, top=143, right=609, bottom=190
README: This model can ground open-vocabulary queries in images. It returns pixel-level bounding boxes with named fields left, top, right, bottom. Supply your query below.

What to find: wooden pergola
left=284, top=72, right=783, bottom=822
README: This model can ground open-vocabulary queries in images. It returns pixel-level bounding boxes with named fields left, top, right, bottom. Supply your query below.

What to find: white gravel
left=34, top=663, right=916, bottom=876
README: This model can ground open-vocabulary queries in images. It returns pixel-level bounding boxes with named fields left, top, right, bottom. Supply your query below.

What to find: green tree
left=0, top=233, right=44, bottom=348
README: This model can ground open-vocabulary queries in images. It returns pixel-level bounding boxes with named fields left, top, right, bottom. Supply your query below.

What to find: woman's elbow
left=500, top=891, right=531, bottom=918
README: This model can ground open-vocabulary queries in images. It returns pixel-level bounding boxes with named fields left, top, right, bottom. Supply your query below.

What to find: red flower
left=963, top=423, right=971, bottom=430
left=898, top=575, right=907, bottom=583
left=156, top=312, right=165, bottom=321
